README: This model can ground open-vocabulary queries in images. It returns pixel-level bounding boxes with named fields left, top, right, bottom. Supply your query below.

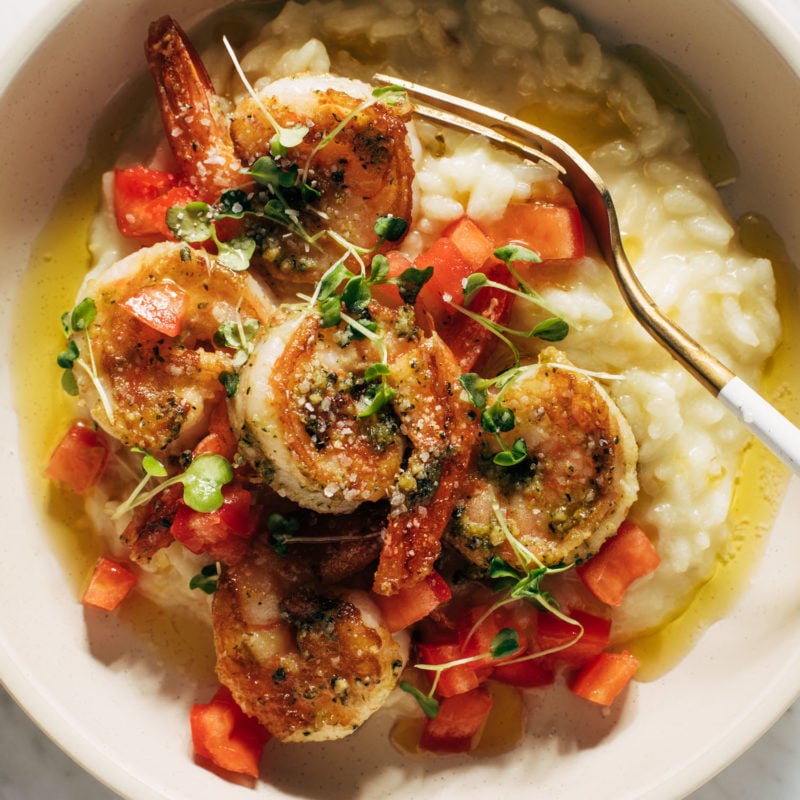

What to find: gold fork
left=374, top=72, right=800, bottom=476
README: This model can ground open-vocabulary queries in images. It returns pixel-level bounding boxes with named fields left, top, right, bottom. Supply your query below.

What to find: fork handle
left=718, top=377, right=800, bottom=474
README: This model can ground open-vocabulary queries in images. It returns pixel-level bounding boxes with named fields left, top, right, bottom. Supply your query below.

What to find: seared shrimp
left=70, top=241, right=273, bottom=455
left=146, top=17, right=415, bottom=284
left=146, top=16, right=245, bottom=202
left=212, top=542, right=407, bottom=742
left=233, top=302, right=474, bottom=516
left=229, top=73, right=415, bottom=283
left=445, top=347, right=639, bottom=569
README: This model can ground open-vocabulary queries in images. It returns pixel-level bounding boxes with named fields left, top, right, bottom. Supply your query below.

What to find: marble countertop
left=3, top=2, right=800, bottom=799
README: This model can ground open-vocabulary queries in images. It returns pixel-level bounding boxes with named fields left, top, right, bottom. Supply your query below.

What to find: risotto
left=46, top=0, right=781, bottom=775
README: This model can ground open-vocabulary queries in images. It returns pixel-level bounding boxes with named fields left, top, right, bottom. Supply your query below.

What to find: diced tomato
left=414, top=237, right=474, bottom=327
left=82, top=556, right=137, bottom=611
left=577, top=520, right=661, bottom=607
left=120, top=281, right=189, bottom=337
left=113, top=165, right=197, bottom=240
left=490, top=656, right=555, bottom=688
left=191, top=686, right=270, bottom=778
left=171, top=484, right=253, bottom=564
left=441, top=257, right=516, bottom=372
left=44, top=422, right=109, bottom=495
left=536, top=609, right=611, bottom=667
left=416, top=638, right=484, bottom=698
left=570, top=650, right=640, bottom=707
left=442, top=216, right=496, bottom=271
left=372, top=570, right=452, bottom=633
left=457, top=603, right=527, bottom=670
left=480, top=201, right=584, bottom=261
left=419, top=686, right=494, bottom=754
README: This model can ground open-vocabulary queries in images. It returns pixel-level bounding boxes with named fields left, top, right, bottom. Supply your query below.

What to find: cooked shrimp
left=232, top=301, right=476, bottom=517
left=145, top=17, right=415, bottom=285
left=212, top=541, right=407, bottom=742
left=146, top=16, right=245, bottom=202
left=229, top=73, right=415, bottom=283
left=70, top=240, right=274, bottom=456
left=445, top=347, right=639, bottom=569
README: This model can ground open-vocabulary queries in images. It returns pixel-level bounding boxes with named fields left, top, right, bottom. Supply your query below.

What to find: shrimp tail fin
left=145, top=15, right=243, bottom=202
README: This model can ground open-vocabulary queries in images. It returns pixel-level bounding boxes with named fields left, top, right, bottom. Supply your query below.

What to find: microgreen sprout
left=460, top=491, right=583, bottom=664
left=401, top=628, right=522, bottom=718
left=459, top=367, right=529, bottom=467
left=166, top=201, right=257, bottom=271
left=57, top=298, right=115, bottom=424
left=223, top=35, right=309, bottom=155
left=112, top=451, right=233, bottom=520
left=213, top=312, right=260, bottom=368
left=190, top=562, right=222, bottom=594
left=268, top=512, right=381, bottom=556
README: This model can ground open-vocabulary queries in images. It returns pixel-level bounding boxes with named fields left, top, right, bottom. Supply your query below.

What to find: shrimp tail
left=145, top=15, right=244, bottom=201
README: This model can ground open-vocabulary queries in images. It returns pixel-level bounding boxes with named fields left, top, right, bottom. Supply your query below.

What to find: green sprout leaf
left=131, top=447, right=168, bottom=478
left=393, top=265, right=433, bottom=305
left=490, top=628, right=521, bottom=659
left=219, top=370, right=239, bottom=398
left=494, top=244, right=542, bottom=266
left=189, top=562, right=221, bottom=594
left=368, top=254, right=390, bottom=284
left=60, top=369, right=79, bottom=396
left=166, top=201, right=213, bottom=243
left=364, top=362, right=391, bottom=381
left=481, top=404, right=516, bottom=434
left=249, top=156, right=298, bottom=189
left=217, top=189, right=252, bottom=218
left=493, top=437, right=528, bottom=467
left=71, top=297, right=97, bottom=332
left=399, top=681, right=440, bottom=719
left=358, top=380, right=396, bottom=418
left=268, top=513, right=301, bottom=557
left=342, top=276, right=372, bottom=315
left=374, top=214, right=408, bottom=242
left=532, top=317, right=569, bottom=342
left=217, top=236, right=256, bottom=272
left=459, top=373, right=489, bottom=410
left=181, top=454, right=234, bottom=513
left=462, top=272, right=489, bottom=304
left=56, top=339, right=79, bottom=369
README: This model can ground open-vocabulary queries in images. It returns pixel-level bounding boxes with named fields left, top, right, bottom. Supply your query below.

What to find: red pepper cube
left=372, top=570, right=452, bottom=633
left=536, top=609, right=611, bottom=667
left=45, top=422, right=109, bottom=495
left=570, top=650, right=640, bottom=707
left=577, top=520, right=661, bottom=607
left=481, top=201, right=585, bottom=261
left=82, top=556, right=137, bottom=611
left=457, top=603, right=527, bottom=670
left=171, top=484, right=253, bottom=564
left=120, top=280, right=189, bottom=337
left=416, top=639, right=483, bottom=698
left=419, top=687, right=494, bottom=754
left=490, top=655, right=555, bottom=688
left=190, top=686, right=270, bottom=778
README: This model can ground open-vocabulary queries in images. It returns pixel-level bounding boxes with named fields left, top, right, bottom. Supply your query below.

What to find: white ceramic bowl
left=2, top=1, right=800, bottom=798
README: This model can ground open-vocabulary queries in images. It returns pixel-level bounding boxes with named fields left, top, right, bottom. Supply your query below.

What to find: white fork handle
left=718, top=377, right=800, bottom=474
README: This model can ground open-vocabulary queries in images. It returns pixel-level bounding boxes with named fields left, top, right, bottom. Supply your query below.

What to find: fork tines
left=373, top=72, right=566, bottom=175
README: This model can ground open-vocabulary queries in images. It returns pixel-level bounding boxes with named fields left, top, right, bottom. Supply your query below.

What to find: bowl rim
left=2, top=2, right=800, bottom=799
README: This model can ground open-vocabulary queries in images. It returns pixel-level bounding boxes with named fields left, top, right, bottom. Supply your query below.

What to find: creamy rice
left=88, top=0, right=780, bottom=641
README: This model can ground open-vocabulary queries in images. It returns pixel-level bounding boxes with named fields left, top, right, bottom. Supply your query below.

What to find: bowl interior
left=1, top=1, right=799, bottom=799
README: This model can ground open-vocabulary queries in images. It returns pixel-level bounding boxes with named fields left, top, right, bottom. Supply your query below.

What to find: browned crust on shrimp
left=146, top=16, right=245, bottom=201
left=212, top=546, right=404, bottom=741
